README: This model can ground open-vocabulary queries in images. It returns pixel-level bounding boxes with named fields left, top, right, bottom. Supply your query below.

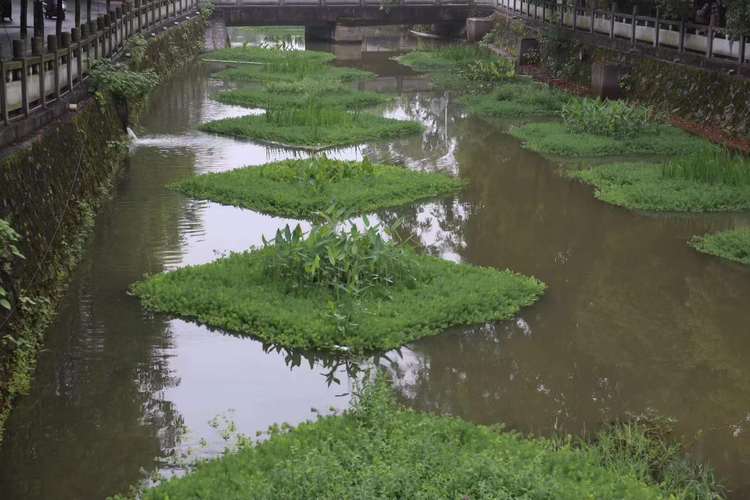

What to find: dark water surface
left=2, top=33, right=750, bottom=499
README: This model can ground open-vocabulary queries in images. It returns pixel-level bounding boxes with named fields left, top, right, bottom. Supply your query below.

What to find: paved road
left=0, top=0, right=122, bottom=58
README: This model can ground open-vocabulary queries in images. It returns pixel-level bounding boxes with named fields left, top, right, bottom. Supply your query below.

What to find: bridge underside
left=216, top=5, right=493, bottom=27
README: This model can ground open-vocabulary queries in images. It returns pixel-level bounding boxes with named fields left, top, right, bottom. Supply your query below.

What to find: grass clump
left=171, top=156, right=463, bottom=219
left=690, top=228, right=750, bottom=265
left=571, top=163, right=750, bottom=212
left=132, top=216, right=544, bottom=352
left=662, top=149, right=750, bottom=186
left=460, top=80, right=572, bottom=119
left=397, top=46, right=515, bottom=92
left=562, top=98, right=652, bottom=139
left=199, top=102, right=423, bottom=150
left=135, top=380, right=721, bottom=500
left=206, top=46, right=375, bottom=84
left=204, top=46, right=334, bottom=65
left=213, top=86, right=390, bottom=111
left=510, top=121, right=712, bottom=157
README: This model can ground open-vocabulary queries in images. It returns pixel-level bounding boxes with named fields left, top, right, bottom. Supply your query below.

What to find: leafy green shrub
left=89, top=60, right=159, bottom=101
left=661, top=149, right=750, bottom=186
left=561, top=98, right=653, bottom=139
left=263, top=214, right=415, bottom=299
left=126, top=34, right=148, bottom=69
left=510, top=121, right=711, bottom=157
left=570, top=163, right=750, bottom=212
left=690, top=228, right=750, bottom=266
left=171, top=157, right=463, bottom=219
left=136, top=380, right=719, bottom=500
left=0, top=219, right=24, bottom=311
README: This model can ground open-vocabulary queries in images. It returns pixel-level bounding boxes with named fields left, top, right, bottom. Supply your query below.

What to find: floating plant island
left=171, top=157, right=464, bottom=219
left=132, top=219, right=545, bottom=353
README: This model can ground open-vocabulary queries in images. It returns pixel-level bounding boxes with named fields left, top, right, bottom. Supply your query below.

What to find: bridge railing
left=214, top=0, right=495, bottom=7
left=496, top=0, right=748, bottom=66
left=0, top=0, right=198, bottom=127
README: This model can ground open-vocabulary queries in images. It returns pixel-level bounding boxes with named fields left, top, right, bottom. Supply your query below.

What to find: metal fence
left=1, top=0, right=198, bottom=126
left=496, top=0, right=748, bottom=65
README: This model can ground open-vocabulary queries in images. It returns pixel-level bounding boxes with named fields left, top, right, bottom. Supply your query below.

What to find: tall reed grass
left=661, top=149, right=750, bottom=186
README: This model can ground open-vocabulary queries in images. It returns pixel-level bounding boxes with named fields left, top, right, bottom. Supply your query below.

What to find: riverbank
left=0, top=12, right=208, bottom=442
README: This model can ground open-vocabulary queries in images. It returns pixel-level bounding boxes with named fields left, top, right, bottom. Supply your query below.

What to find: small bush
left=263, top=214, right=415, bottom=299
left=89, top=60, right=159, bottom=101
left=661, top=149, right=750, bottom=186
left=0, top=219, right=24, bottom=311
left=690, top=228, right=750, bottom=266
left=561, top=98, right=653, bottom=139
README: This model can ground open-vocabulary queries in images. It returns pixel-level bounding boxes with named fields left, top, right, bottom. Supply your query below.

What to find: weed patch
left=205, top=46, right=334, bottom=65
left=571, top=163, right=750, bottom=212
left=132, top=220, right=544, bottom=353
left=562, top=99, right=653, bottom=139
left=134, top=380, right=720, bottom=500
left=172, top=157, right=463, bottom=219
left=397, top=46, right=515, bottom=92
left=690, top=229, right=750, bottom=265
left=199, top=106, right=422, bottom=150
left=510, top=121, right=712, bottom=157
left=460, top=80, right=572, bottom=119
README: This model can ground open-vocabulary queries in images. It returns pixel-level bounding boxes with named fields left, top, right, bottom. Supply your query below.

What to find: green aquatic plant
left=397, top=46, right=514, bottom=92
left=570, top=163, right=750, bottom=212
left=199, top=103, right=422, bottom=150
left=132, top=220, right=544, bottom=352
left=690, top=228, right=750, bottom=266
left=204, top=46, right=334, bottom=65
left=0, top=219, right=24, bottom=311
left=661, top=149, right=750, bottom=186
left=171, top=157, right=463, bottom=219
left=132, top=379, right=721, bottom=500
left=561, top=98, right=653, bottom=139
left=460, top=80, right=572, bottom=119
left=213, top=87, right=389, bottom=111
left=262, top=213, right=415, bottom=299
left=510, top=121, right=712, bottom=157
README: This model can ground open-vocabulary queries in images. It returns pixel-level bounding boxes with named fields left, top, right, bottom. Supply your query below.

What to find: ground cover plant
left=133, top=380, right=722, bottom=500
left=460, top=79, right=572, bottom=119
left=397, top=45, right=515, bottom=92
left=171, top=156, right=464, bottom=219
left=213, top=86, right=390, bottom=111
left=510, top=121, right=712, bottom=157
left=571, top=150, right=750, bottom=212
left=199, top=103, right=423, bottom=150
left=132, top=217, right=545, bottom=353
left=205, top=46, right=375, bottom=84
left=690, top=229, right=750, bottom=266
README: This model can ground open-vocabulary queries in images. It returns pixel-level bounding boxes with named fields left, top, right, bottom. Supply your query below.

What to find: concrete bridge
left=214, top=0, right=494, bottom=40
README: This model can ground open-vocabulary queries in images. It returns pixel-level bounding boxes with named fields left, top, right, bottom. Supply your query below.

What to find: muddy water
left=2, top=34, right=750, bottom=499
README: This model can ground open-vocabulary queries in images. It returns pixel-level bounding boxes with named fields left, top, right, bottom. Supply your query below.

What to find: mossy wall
left=488, top=14, right=750, bottom=138
left=0, top=14, right=207, bottom=441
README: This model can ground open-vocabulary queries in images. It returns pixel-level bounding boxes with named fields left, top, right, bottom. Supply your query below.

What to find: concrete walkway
left=0, top=0, right=122, bottom=58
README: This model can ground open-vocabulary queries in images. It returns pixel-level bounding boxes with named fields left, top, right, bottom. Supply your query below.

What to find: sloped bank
left=0, top=13, right=207, bottom=442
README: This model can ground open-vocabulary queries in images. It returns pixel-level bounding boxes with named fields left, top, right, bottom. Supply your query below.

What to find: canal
left=1, top=27, right=750, bottom=499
